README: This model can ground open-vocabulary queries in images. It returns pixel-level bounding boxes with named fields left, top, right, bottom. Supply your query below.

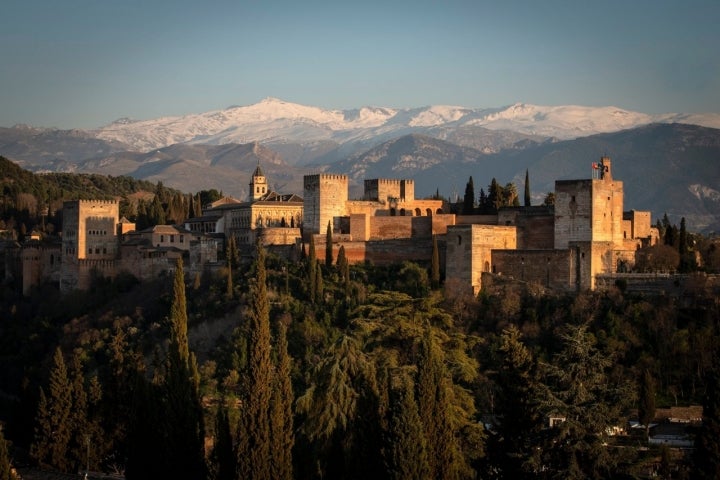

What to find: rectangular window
left=180, top=235, right=184, bottom=243
left=170, top=235, right=175, bottom=243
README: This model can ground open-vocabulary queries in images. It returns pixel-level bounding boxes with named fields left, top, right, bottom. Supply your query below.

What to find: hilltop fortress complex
left=16, top=156, right=658, bottom=295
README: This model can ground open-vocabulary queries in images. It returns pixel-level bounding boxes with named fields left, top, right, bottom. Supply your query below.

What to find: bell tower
left=249, top=163, right=268, bottom=201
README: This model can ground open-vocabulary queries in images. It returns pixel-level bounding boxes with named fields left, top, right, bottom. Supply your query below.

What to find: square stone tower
left=303, top=174, right=348, bottom=236
left=61, top=200, right=119, bottom=291
left=553, top=157, right=624, bottom=289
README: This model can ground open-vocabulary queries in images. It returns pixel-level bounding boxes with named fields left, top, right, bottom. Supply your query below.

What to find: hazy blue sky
left=1, top=0, right=718, bottom=129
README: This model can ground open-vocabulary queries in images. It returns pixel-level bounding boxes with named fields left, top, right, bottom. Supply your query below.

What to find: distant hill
left=75, top=142, right=308, bottom=200
left=0, top=125, right=130, bottom=169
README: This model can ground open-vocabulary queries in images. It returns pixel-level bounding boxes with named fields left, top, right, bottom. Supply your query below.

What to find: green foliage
left=385, top=373, right=430, bottom=480
left=431, top=235, right=440, bottom=290
left=30, top=348, right=73, bottom=471
left=237, top=244, right=273, bottom=480
left=270, top=320, right=294, bottom=480
left=463, top=176, right=475, bottom=215
left=638, top=369, right=656, bottom=438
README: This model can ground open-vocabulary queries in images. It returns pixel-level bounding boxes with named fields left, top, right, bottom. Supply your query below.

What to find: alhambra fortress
left=14, top=157, right=662, bottom=295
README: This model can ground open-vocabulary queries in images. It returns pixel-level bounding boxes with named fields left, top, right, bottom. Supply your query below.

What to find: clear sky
left=1, top=0, right=718, bottom=129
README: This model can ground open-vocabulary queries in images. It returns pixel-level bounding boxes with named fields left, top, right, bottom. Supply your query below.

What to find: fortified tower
left=553, top=156, right=624, bottom=289
left=249, top=163, right=268, bottom=201
left=303, top=174, right=348, bottom=237
left=61, top=200, right=119, bottom=291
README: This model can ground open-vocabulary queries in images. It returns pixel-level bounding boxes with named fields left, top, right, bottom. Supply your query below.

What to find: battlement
left=304, top=173, right=348, bottom=186
left=64, top=199, right=119, bottom=207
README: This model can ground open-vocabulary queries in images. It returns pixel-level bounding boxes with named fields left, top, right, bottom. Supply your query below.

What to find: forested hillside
left=1, top=241, right=719, bottom=479
left=0, top=156, right=210, bottom=237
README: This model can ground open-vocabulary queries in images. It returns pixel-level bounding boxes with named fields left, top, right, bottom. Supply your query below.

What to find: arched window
left=426, top=208, right=432, bottom=216
left=415, top=208, right=421, bottom=216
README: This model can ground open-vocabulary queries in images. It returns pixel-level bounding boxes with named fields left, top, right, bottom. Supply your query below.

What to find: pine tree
left=270, top=320, right=294, bottom=480
left=524, top=169, right=531, bottom=207
left=325, top=220, right=334, bottom=267
left=30, top=347, right=73, bottom=471
left=431, top=234, right=440, bottom=289
left=416, top=330, right=461, bottom=480
left=0, top=426, right=13, bottom=480
left=237, top=243, right=272, bottom=480
left=386, top=374, right=430, bottom=480
left=463, top=176, right=475, bottom=215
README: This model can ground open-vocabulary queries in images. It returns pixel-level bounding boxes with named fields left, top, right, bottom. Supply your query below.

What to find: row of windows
left=89, top=247, right=108, bottom=254
left=159, top=234, right=184, bottom=243
left=88, top=230, right=108, bottom=235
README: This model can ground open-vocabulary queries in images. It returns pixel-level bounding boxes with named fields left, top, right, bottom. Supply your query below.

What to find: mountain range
left=1, top=98, right=719, bottom=232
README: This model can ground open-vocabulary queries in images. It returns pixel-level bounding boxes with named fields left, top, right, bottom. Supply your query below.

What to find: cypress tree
left=308, top=234, right=317, bottom=302
left=0, top=427, right=13, bottom=480
left=417, top=330, right=461, bottom=480
left=524, top=169, right=531, bottom=207
left=463, top=176, right=475, bottom=215
left=431, top=234, right=440, bottom=289
left=325, top=220, right=333, bottom=267
left=237, top=243, right=272, bottom=480
left=337, top=245, right=350, bottom=295
left=315, top=264, right=324, bottom=304
left=488, top=178, right=500, bottom=212
left=67, top=355, right=89, bottom=473
left=211, top=404, right=234, bottom=480
left=164, top=258, right=206, bottom=479
left=638, top=369, right=656, bottom=439
left=30, top=347, right=73, bottom=471
left=386, top=374, right=430, bottom=480
left=270, top=320, right=294, bottom=480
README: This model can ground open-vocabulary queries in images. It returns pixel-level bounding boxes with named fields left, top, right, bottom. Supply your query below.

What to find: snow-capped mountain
left=94, top=97, right=720, bottom=153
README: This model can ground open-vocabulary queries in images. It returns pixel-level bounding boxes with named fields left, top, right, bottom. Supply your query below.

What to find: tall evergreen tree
left=211, top=403, right=235, bottom=480
left=237, top=244, right=272, bottom=480
left=431, top=234, right=440, bottom=289
left=524, top=169, right=531, bottom=207
left=463, top=176, right=475, bottom=215
left=67, top=355, right=89, bottom=472
left=30, top=347, right=73, bottom=472
left=493, top=325, right=543, bottom=477
left=270, top=320, right=294, bottom=480
left=163, top=257, right=206, bottom=479
left=337, top=245, right=350, bottom=297
left=487, top=178, right=501, bottom=212
left=416, top=330, right=461, bottom=480
left=326, top=220, right=334, bottom=267
left=638, top=369, right=656, bottom=439
left=386, top=374, right=430, bottom=480
left=308, top=234, right=317, bottom=302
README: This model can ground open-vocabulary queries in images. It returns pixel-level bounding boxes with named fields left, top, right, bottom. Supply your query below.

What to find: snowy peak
left=92, top=98, right=720, bottom=152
